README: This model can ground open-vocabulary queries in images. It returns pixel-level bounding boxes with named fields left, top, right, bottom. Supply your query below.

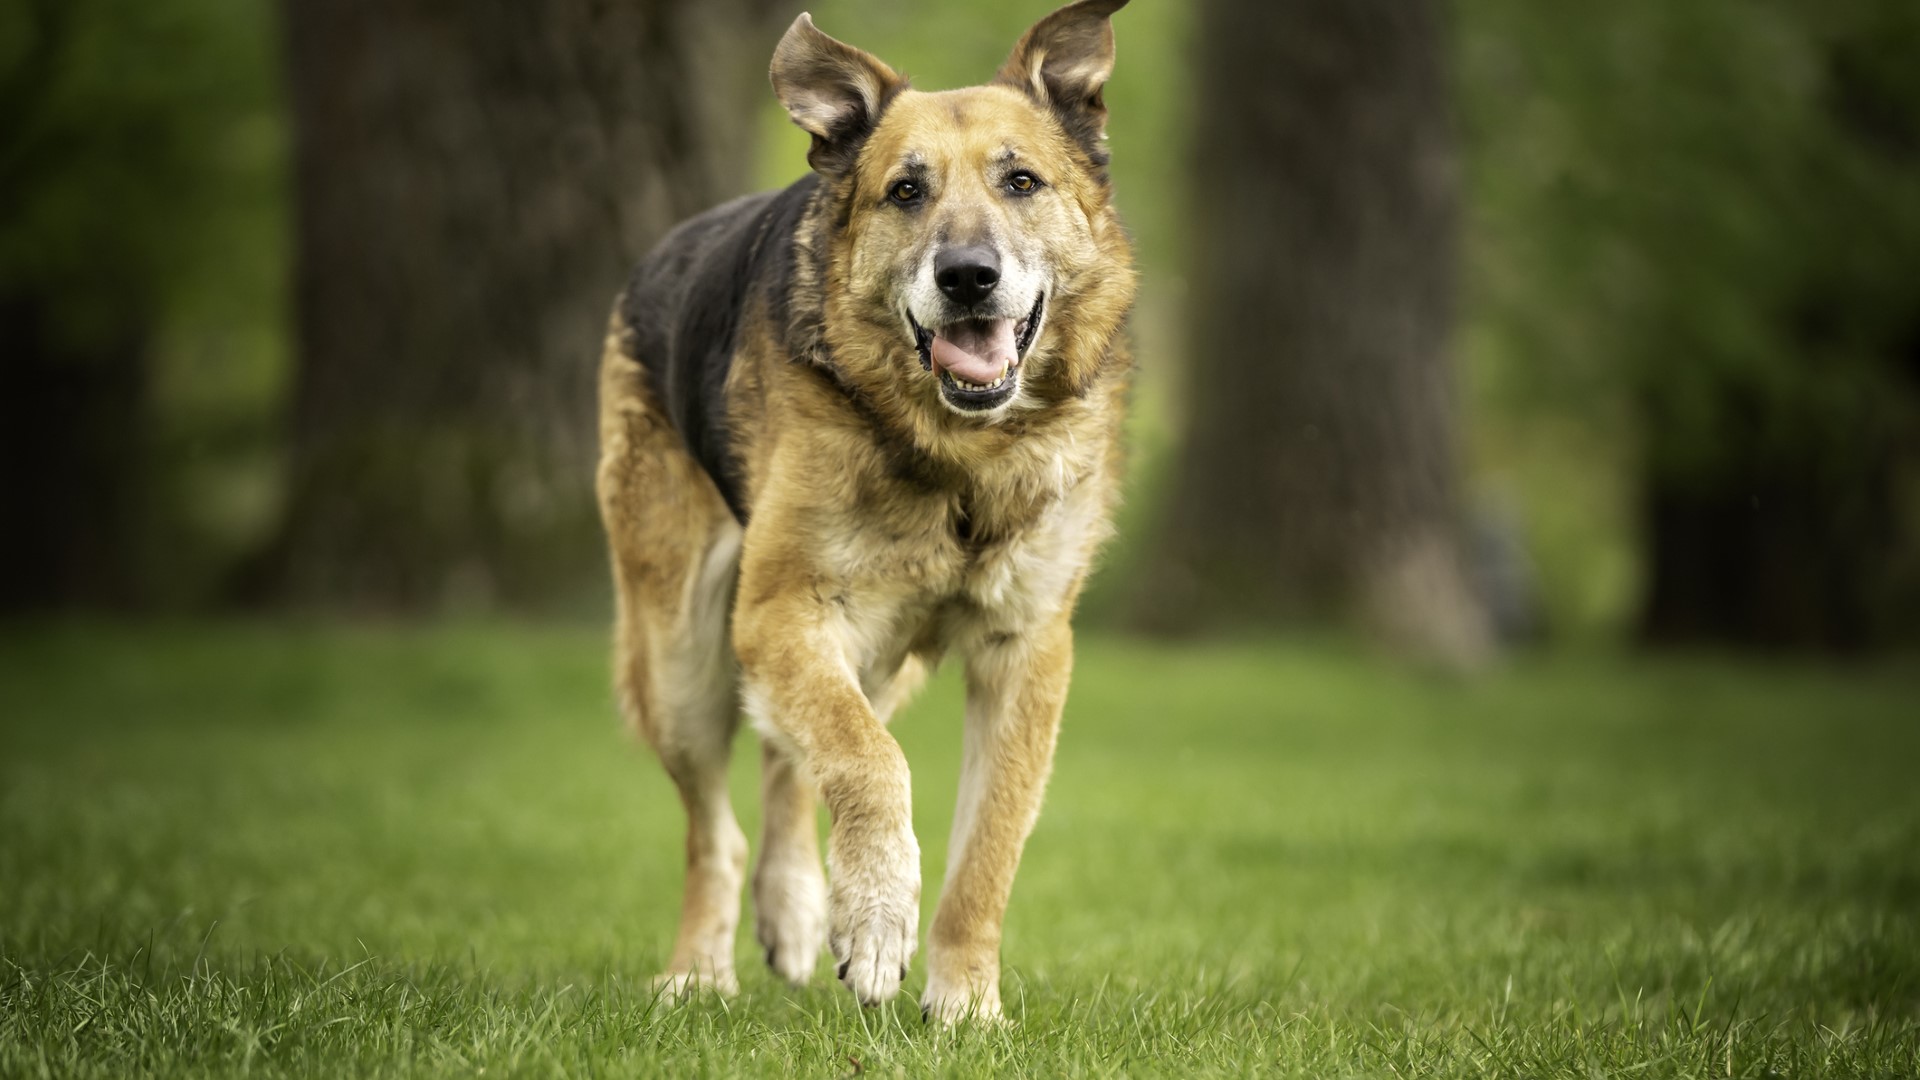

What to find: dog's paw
left=754, top=853, right=828, bottom=986
left=920, top=952, right=1004, bottom=1026
left=649, top=966, right=738, bottom=1002
left=827, top=826, right=921, bottom=1006
left=920, top=986, right=1005, bottom=1026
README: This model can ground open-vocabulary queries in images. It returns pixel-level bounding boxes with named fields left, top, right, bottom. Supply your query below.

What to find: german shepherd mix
left=595, top=0, right=1134, bottom=1022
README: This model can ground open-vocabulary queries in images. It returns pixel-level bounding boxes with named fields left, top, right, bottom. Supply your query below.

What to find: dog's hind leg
left=598, top=330, right=747, bottom=998
left=752, top=739, right=827, bottom=985
left=624, top=526, right=745, bottom=998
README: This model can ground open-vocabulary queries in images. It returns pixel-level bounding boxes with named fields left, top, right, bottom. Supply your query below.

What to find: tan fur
left=596, top=0, right=1134, bottom=1022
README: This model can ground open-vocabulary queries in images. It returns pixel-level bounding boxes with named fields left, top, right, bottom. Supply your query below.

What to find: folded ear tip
left=774, top=12, right=822, bottom=71
left=1046, top=0, right=1128, bottom=32
left=778, top=11, right=822, bottom=45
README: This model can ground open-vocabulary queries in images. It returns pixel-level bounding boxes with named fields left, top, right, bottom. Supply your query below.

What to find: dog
left=595, top=0, right=1134, bottom=1023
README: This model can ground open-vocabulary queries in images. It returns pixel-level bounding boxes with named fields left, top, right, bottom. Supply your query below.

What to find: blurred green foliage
left=0, top=0, right=288, bottom=602
left=1466, top=0, right=1920, bottom=460
left=1460, top=0, right=1920, bottom=638
left=8, top=0, right=1916, bottom=638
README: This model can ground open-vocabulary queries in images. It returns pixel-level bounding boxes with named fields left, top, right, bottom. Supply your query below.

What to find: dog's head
left=772, top=0, right=1132, bottom=421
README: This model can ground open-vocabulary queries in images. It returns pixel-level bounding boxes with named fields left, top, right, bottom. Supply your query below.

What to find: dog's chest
left=951, top=491, right=1093, bottom=626
left=831, top=467, right=1106, bottom=675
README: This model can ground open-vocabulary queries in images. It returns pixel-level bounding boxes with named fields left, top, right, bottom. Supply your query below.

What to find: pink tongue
left=930, top=319, right=1017, bottom=384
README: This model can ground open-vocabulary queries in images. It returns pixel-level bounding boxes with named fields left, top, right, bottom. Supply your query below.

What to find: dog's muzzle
left=910, top=292, right=1044, bottom=413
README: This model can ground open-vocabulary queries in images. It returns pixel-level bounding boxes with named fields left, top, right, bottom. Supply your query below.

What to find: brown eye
left=889, top=180, right=921, bottom=205
left=1006, top=171, right=1041, bottom=195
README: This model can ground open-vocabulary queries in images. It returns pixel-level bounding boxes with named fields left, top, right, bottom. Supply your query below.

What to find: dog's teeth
left=945, top=370, right=1016, bottom=393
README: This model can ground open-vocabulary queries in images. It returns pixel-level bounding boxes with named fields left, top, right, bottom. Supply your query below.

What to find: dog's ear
left=997, top=0, right=1127, bottom=154
left=771, top=13, right=903, bottom=175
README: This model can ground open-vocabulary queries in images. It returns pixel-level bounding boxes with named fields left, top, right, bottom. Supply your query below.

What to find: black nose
left=934, top=245, right=1001, bottom=307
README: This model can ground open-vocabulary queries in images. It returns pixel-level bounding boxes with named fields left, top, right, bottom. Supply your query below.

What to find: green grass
left=2, top=624, right=1917, bottom=1077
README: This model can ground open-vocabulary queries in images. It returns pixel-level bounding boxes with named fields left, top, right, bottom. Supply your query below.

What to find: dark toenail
left=838, top=960, right=850, bottom=980
left=920, top=1004, right=931, bottom=1023
left=765, top=946, right=776, bottom=969
left=899, top=964, right=907, bottom=980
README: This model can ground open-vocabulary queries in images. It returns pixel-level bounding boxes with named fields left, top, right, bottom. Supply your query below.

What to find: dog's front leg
left=922, top=615, right=1074, bottom=1024
left=734, top=587, right=920, bottom=1007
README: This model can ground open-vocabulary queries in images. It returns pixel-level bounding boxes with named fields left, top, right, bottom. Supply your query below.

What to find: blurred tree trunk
left=0, top=292, right=149, bottom=612
left=1137, top=0, right=1490, bottom=664
left=1637, top=322, right=1911, bottom=654
left=265, top=0, right=779, bottom=611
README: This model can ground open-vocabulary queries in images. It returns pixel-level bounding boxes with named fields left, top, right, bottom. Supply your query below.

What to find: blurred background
left=5, top=5, right=1920, bottom=1071
left=4, top=0, right=1919, bottom=658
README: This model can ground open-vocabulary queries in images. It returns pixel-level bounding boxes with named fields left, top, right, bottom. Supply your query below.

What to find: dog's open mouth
left=912, top=293, right=1044, bottom=413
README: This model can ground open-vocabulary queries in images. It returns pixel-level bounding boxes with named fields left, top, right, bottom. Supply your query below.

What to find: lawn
left=2, top=624, right=1917, bottom=1077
